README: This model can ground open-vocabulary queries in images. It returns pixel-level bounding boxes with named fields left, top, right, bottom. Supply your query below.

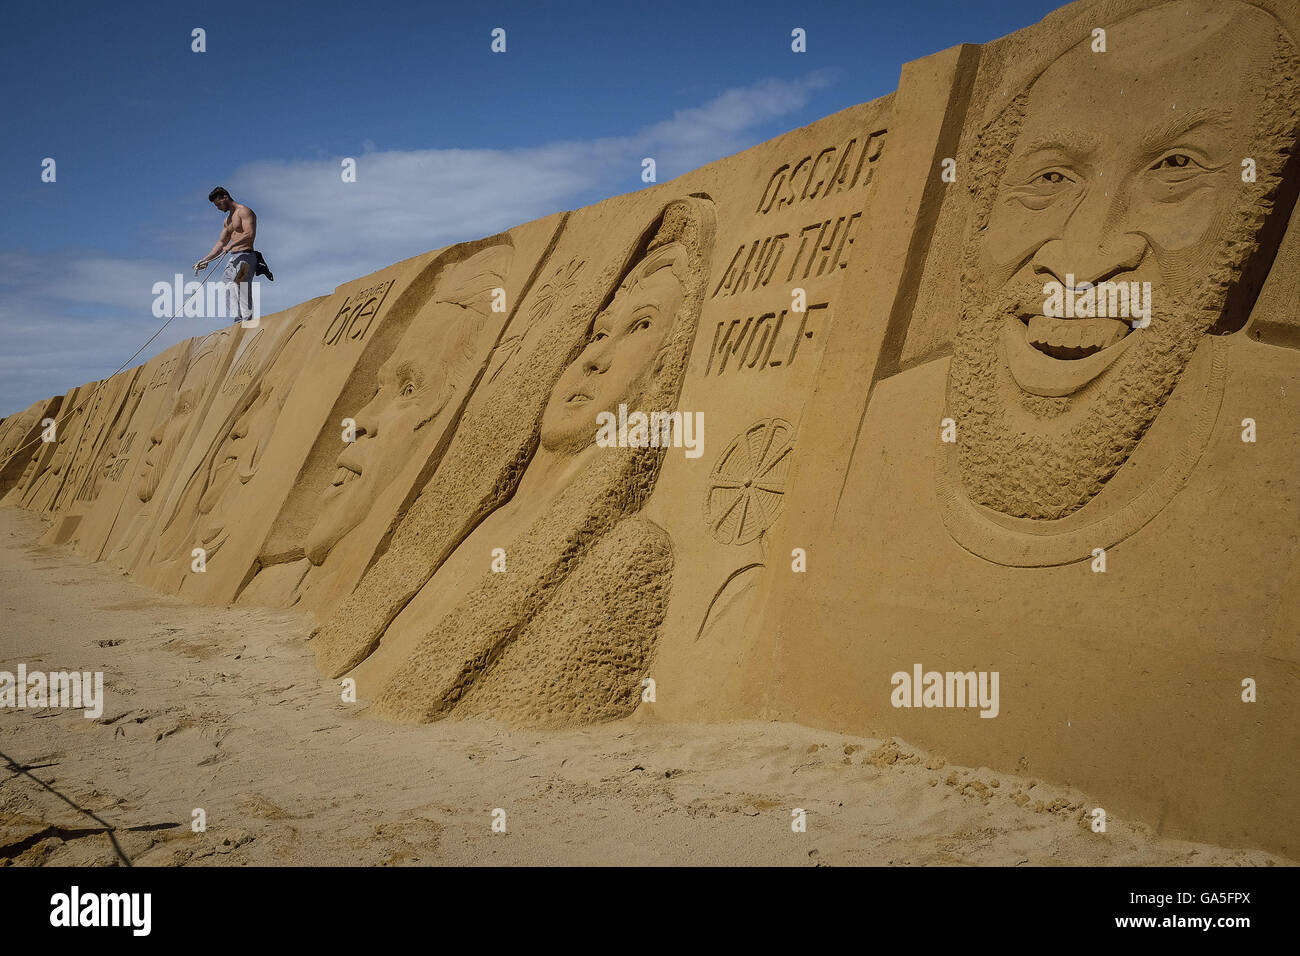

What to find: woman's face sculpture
left=540, top=246, right=686, bottom=456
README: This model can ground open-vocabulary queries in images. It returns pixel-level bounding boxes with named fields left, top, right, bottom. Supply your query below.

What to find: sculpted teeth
left=1027, top=316, right=1130, bottom=359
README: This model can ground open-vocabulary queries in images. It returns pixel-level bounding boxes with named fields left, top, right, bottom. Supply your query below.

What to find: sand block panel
left=645, top=43, right=979, bottom=721
left=752, top=0, right=1300, bottom=856
left=230, top=213, right=565, bottom=614
left=170, top=220, right=559, bottom=606
left=24, top=381, right=103, bottom=515
left=66, top=344, right=191, bottom=561
left=131, top=301, right=327, bottom=592
left=76, top=338, right=209, bottom=561
left=7, top=384, right=92, bottom=511
left=36, top=370, right=138, bottom=546
left=100, top=327, right=248, bottom=572
left=639, top=94, right=897, bottom=721
left=310, top=191, right=700, bottom=695
left=40, top=368, right=142, bottom=523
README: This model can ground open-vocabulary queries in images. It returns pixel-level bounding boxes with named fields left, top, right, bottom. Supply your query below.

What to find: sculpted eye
left=1006, top=167, right=1076, bottom=210
left=1146, top=152, right=1210, bottom=193
left=590, top=329, right=609, bottom=343
left=392, top=363, right=420, bottom=398
left=631, top=316, right=652, bottom=333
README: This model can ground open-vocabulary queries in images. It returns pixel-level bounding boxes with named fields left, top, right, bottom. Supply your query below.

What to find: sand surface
left=0, top=505, right=1286, bottom=867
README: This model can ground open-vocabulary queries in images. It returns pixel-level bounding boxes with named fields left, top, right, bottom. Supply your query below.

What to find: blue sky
left=0, top=0, right=1064, bottom=416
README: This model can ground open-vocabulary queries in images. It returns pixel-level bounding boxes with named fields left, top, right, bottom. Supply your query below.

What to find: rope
left=0, top=252, right=232, bottom=477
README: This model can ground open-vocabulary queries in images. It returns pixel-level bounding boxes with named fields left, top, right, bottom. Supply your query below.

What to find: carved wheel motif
left=705, top=418, right=795, bottom=546
left=489, top=257, right=587, bottom=385
left=529, top=257, right=585, bottom=323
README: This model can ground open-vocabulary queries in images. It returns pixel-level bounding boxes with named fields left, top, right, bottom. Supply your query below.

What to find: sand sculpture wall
left=2, top=0, right=1295, bottom=856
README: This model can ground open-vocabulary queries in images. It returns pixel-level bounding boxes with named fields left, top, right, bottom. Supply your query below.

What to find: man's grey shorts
left=223, top=251, right=258, bottom=320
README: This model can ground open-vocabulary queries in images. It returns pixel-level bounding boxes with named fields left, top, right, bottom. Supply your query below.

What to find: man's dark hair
left=208, top=186, right=231, bottom=202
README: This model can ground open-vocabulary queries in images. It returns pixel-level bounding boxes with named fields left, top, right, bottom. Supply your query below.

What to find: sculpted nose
left=230, top=408, right=251, bottom=440
left=351, top=404, right=377, bottom=439
left=583, top=346, right=611, bottom=375
left=1033, top=185, right=1148, bottom=286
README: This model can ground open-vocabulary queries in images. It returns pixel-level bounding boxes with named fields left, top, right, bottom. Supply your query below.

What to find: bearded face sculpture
left=947, top=0, right=1300, bottom=520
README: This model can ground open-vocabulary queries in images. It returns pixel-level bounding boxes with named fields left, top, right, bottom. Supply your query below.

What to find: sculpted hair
left=434, top=242, right=516, bottom=377
left=311, top=197, right=717, bottom=700
left=368, top=195, right=718, bottom=721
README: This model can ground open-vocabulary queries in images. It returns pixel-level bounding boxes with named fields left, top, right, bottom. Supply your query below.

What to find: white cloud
left=0, top=72, right=834, bottom=415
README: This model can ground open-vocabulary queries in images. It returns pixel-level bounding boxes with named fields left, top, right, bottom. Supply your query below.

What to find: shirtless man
left=195, top=186, right=257, bottom=323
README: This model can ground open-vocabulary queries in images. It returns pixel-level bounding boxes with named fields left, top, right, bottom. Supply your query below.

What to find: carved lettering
left=222, top=337, right=264, bottom=396
left=712, top=234, right=790, bottom=299
left=802, top=146, right=836, bottom=201
left=323, top=279, right=396, bottom=346
left=755, top=164, right=791, bottom=216
left=148, top=356, right=180, bottom=390
left=714, top=214, right=859, bottom=300
left=755, top=130, right=887, bottom=215
left=705, top=301, right=828, bottom=375
left=707, top=317, right=754, bottom=375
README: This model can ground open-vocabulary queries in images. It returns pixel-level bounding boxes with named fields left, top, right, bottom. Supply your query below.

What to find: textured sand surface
left=3, top=0, right=1297, bottom=857
left=0, top=507, right=1287, bottom=867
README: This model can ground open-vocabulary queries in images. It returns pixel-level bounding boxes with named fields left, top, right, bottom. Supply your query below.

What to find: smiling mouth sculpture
left=1001, top=313, right=1140, bottom=397
left=565, top=390, right=592, bottom=406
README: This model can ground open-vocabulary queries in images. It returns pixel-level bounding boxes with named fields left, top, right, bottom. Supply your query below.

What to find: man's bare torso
left=224, top=203, right=256, bottom=252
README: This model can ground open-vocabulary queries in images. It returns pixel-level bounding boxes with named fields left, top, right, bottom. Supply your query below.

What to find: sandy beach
left=0, top=505, right=1286, bottom=867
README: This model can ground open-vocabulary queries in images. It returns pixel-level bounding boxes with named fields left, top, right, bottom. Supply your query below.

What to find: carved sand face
left=199, top=392, right=265, bottom=518
left=45, top=407, right=81, bottom=477
left=188, top=328, right=309, bottom=555
left=539, top=248, right=684, bottom=455
left=139, top=340, right=221, bottom=503
left=0, top=409, right=37, bottom=460
left=90, top=380, right=144, bottom=499
left=303, top=329, right=452, bottom=565
left=188, top=381, right=275, bottom=556
left=303, top=248, right=508, bottom=566
left=950, top=0, right=1287, bottom=519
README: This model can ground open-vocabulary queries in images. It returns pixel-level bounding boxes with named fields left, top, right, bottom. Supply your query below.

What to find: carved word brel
left=713, top=214, right=862, bottom=299
left=755, top=130, right=886, bottom=215
left=706, top=302, right=828, bottom=376
left=323, top=279, right=396, bottom=346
